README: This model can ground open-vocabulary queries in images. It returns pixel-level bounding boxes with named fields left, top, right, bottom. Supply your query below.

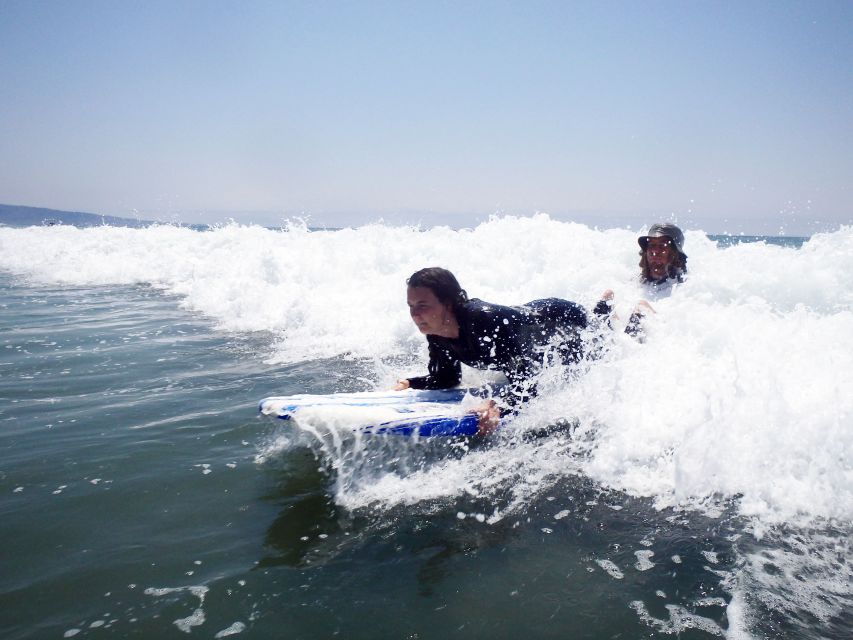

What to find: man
left=597, top=223, right=688, bottom=337
left=638, top=223, right=688, bottom=286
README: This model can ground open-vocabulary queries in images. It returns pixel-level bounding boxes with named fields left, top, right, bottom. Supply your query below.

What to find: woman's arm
left=405, top=337, right=462, bottom=390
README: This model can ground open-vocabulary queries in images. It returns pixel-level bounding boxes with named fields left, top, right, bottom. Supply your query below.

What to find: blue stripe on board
left=363, top=413, right=480, bottom=437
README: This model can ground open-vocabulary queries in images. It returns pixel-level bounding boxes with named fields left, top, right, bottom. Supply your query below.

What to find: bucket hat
left=638, top=223, right=687, bottom=259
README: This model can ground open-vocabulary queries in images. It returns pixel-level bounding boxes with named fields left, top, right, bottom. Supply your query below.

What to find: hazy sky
left=1, top=0, right=851, bottom=234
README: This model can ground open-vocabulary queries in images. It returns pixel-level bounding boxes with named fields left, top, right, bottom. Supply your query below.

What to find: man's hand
left=633, top=299, right=656, bottom=315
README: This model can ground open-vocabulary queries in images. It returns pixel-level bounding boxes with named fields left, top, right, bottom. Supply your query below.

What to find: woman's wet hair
left=407, top=267, right=468, bottom=311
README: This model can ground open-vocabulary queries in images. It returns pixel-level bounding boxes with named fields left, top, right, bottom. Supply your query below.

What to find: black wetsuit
left=406, top=298, right=592, bottom=406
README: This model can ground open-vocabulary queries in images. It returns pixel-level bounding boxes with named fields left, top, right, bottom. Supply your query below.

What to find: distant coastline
left=0, top=203, right=157, bottom=229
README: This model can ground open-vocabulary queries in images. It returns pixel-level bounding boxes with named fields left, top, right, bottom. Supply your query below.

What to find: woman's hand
left=392, top=379, right=411, bottom=391
left=476, top=400, right=501, bottom=436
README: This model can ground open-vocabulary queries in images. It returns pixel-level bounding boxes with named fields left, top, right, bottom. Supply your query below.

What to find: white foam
left=3, top=218, right=852, bottom=528
left=595, top=559, right=624, bottom=580
left=740, top=529, right=852, bottom=626
left=215, top=622, right=247, bottom=637
left=634, top=550, right=655, bottom=571
left=143, top=585, right=209, bottom=634
left=724, top=589, right=753, bottom=640
left=630, top=600, right=725, bottom=636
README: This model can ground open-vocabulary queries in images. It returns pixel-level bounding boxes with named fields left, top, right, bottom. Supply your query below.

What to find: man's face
left=644, top=237, right=678, bottom=280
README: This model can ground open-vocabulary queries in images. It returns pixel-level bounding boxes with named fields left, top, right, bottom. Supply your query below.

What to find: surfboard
left=258, top=388, right=486, bottom=437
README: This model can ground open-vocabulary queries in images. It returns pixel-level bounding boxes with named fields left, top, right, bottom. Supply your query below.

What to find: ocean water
left=0, top=216, right=850, bottom=639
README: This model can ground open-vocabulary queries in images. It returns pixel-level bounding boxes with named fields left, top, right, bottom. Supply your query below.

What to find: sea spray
left=2, top=218, right=851, bottom=529
left=2, top=219, right=851, bottom=639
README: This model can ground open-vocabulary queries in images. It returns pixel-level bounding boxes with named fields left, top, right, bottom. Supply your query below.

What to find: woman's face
left=407, top=286, right=454, bottom=336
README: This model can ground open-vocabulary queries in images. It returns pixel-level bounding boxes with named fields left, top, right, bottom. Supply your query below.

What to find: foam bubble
left=595, top=559, right=624, bottom=580
left=629, top=600, right=724, bottom=636
left=215, top=622, right=247, bottom=637
left=143, top=585, right=209, bottom=633
left=635, top=550, right=655, bottom=571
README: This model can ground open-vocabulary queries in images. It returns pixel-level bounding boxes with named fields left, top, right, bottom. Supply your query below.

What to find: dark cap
left=638, top=223, right=687, bottom=259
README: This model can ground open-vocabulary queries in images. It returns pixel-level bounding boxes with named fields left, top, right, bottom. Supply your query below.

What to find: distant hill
left=0, top=204, right=157, bottom=228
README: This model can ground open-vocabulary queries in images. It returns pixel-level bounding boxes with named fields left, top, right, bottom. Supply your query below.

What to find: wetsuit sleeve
left=625, top=312, right=645, bottom=340
left=406, top=337, right=462, bottom=390
left=593, top=299, right=612, bottom=319
left=591, top=297, right=645, bottom=338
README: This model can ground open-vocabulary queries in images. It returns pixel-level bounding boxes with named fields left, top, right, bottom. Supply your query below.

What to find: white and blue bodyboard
left=258, top=388, right=483, bottom=437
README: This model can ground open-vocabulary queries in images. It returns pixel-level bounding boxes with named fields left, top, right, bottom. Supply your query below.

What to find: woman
left=395, top=267, right=595, bottom=433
